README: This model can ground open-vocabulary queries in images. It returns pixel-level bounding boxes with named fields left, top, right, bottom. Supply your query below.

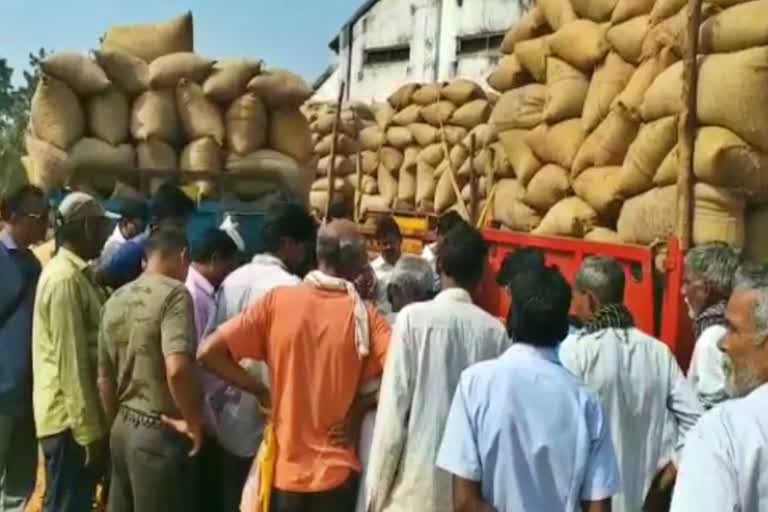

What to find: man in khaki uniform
left=97, top=228, right=203, bottom=512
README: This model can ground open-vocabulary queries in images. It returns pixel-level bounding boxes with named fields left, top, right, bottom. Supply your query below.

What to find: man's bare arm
left=164, top=353, right=204, bottom=455
left=581, top=499, right=611, bottom=512
left=454, top=476, right=497, bottom=512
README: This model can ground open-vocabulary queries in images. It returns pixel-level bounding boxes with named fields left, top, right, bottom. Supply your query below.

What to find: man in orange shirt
left=199, top=219, right=391, bottom=512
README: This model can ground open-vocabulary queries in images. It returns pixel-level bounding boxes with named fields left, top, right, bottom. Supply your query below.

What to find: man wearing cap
left=99, top=199, right=148, bottom=266
left=32, top=192, right=115, bottom=512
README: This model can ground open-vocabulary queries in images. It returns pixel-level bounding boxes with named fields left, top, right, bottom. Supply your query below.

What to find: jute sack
left=70, top=138, right=135, bottom=194
left=352, top=175, right=379, bottom=195
left=359, top=126, right=386, bottom=151
left=639, top=62, right=682, bottom=121
left=247, top=70, right=312, bottom=109
left=226, top=93, right=267, bottom=155
left=392, top=104, right=422, bottom=126
left=387, top=126, right=415, bottom=149
left=311, top=112, right=358, bottom=137
left=538, top=0, right=578, bottom=29
left=409, top=123, right=439, bottom=146
left=572, top=166, right=622, bottom=217
left=93, top=49, right=149, bottom=97
left=490, top=84, right=546, bottom=132
left=314, top=133, right=359, bottom=156
left=402, top=146, right=420, bottom=172
left=613, top=48, right=677, bottom=117
left=360, top=194, right=393, bottom=218
left=180, top=137, right=222, bottom=171
left=490, top=142, right=515, bottom=178
left=487, top=55, right=531, bottom=93
left=309, top=191, right=328, bottom=214
left=497, top=129, right=542, bottom=186
left=690, top=184, right=746, bottom=247
left=527, top=119, right=586, bottom=169
left=612, top=0, right=654, bottom=23
left=571, top=0, right=619, bottom=21
left=524, top=164, right=570, bottom=210
left=616, top=116, right=677, bottom=196
left=693, top=127, right=768, bottom=197
left=311, top=177, right=351, bottom=193
left=700, top=0, right=768, bottom=54
left=515, top=36, right=551, bottom=82
left=544, top=58, right=590, bottom=123
left=203, top=59, right=262, bottom=103
left=388, top=83, right=421, bottom=109
left=380, top=147, right=404, bottom=172
left=441, top=79, right=483, bottom=106
left=269, top=108, right=313, bottom=164
left=533, top=197, right=599, bottom=237
left=361, top=151, right=379, bottom=175
left=464, top=124, right=498, bottom=148
left=31, top=75, right=85, bottom=150
left=411, top=84, right=442, bottom=106
left=378, top=165, right=399, bottom=203
left=582, top=52, right=635, bottom=132
left=501, top=7, right=549, bottom=54
left=87, top=87, right=130, bottom=145
left=450, top=100, right=491, bottom=129
left=606, top=16, right=650, bottom=65
left=443, top=126, right=469, bottom=145
left=549, top=20, right=610, bottom=71
left=440, top=145, right=470, bottom=178
left=417, top=160, right=437, bottom=205
left=398, top=167, right=417, bottom=203
left=643, top=5, right=715, bottom=59
left=131, top=89, right=179, bottom=142
left=649, top=0, right=686, bottom=23
left=137, top=138, right=177, bottom=170
left=41, top=52, right=111, bottom=96
left=585, top=227, right=623, bottom=243
left=227, top=150, right=311, bottom=202
left=317, top=155, right=354, bottom=177
left=101, top=12, right=193, bottom=63
left=24, top=134, right=73, bottom=194
left=421, top=102, right=457, bottom=127
left=149, top=53, right=213, bottom=89
left=419, top=144, right=445, bottom=167
left=460, top=178, right=488, bottom=202
left=374, top=102, right=396, bottom=129
left=653, top=145, right=678, bottom=186
left=434, top=168, right=465, bottom=213
left=742, top=204, right=768, bottom=262
left=493, top=179, right=542, bottom=231
left=572, top=105, right=640, bottom=177
left=177, top=79, right=225, bottom=145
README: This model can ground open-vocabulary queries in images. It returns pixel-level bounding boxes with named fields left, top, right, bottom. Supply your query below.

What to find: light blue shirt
left=436, top=343, right=621, bottom=512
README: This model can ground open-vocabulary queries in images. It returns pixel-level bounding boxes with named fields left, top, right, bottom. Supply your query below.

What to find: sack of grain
left=571, top=0, right=619, bottom=21
left=131, top=89, right=179, bottom=143
left=269, top=108, right=312, bottom=164
left=416, top=160, right=437, bottom=205
left=572, top=105, right=639, bottom=176
left=137, top=138, right=177, bottom=169
left=93, top=49, right=149, bottom=97
left=247, top=70, right=312, bottom=108
left=355, top=175, right=379, bottom=195
left=203, top=59, right=262, bottom=103
left=360, top=194, right=393, bottom=218
left=227, top=149, right=311, bottom=202
left=434, top=168, right=464, bottom=213
left=464, top=124, right=498, bottom=148
left=612, top=0, right=654, bottom=23
left=649, top=0, right=686, bottom=23
left=318, top=155, right=354, bottom=177
left=441, top=80, right=483, bottom=106
left=573, top=166, right=622, bottom=217
left=177, top=79, right=225, bottom=145
left=549, top=20, right=610, bottom=71
left=101, top=12, right=193, bottom=63
left=643, top=5, right=715, bottom=59
left=31, top=75, right=85, bottom=150
left=490, top=142, right=515, bottom=178
left=24, top=135, right=73, bottom=194
left=515, top=36, right=551, bottom=82
left=700, top=0, right=768, bottom=54
left=378, top=165, right=399, bottom=202
left=374, top=102, right=396, bottom=129
left=613, top=48, right=677, bottom=117
left=538, top=0, right=577, bottom=29
left=490, top=84, right=547, bottom=131
left=501, top=7, right=549, bottom=54
left=533, top=197, right=598, bottom=237
left=312, top=177, right=351, bottom=193
left=527, top=119, right=586, bottom=169
left=524, top=164, right=570, bottom=210
left=386, top=126, right=414, bottom=149
left=311, top=112, right=358, bottom=137
left=380, top=147, right=404, bottom=172
left=652, top=145, right=678, bottom=186
left=70, top=138, right=135, bottom=194
left=388, top=83, right=421, bottom=109
left=694, top=184, right=746, bottom=248
left=149, top=53, right=213, bottom=89
left=450, top=99, right=491, bottom=129
left=493, top=179, right=542, bottom=231
left=358, top=126, right=384, bottom=151
left=582, top=53, right=635, bottom=133
left=398, top=167, right=417, bottom=203
left=226, top=93, right=267, bottom=155
left=544, top=58, right=590, bottom=123
left=617, top=116, right=677, bottom=196
left=314, top=133, right=359, bottom=156
left=693, top=127, right=768, bottom=197
left=606, top=16, right=650, bottom=65
left=87, top=87, right=130, bottom=145
left=460, top=178, right=488, bottom=202
left=497, top=130, right=542, bottom=185
left=443, top=126, right=469, bottom=145
left=409, top=123, right=439, bottom=146
left=742, top=204, right=768, bottom=262
left=418, top=144, right=445, bottom=167
left=421, top=101, right=457, bottom=127
left=411, top=84, right=442, bottom=106
left=392, top=104, right=422, bottom=126
left=361, top=151, right=379, bottom=175
left=487, top=55, right=530, bottom=93
left=585, top=227, right=624, bottom=243
left=180, top=137, right=221, bottom=198
left=41, top=52, right=111, bottom=96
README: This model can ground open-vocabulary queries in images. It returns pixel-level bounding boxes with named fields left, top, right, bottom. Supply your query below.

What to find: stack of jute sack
left=353, top=79, right=502, bottom=220
left=23, top=12, right=315, bottom=203
left=486, top=0, right=768, bottom=251
left=302, top=101, right=377, bottom=216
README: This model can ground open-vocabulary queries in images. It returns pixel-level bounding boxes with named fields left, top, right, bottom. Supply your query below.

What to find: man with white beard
left=671, top=265, right=768, bottom=511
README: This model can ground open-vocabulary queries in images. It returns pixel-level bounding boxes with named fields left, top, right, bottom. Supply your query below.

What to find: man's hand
left=85, top=437, right=108, bottom=471
left=657, top=463, right=677, bottom=490
left=161, top=415, right=204, bottom=456
left=643, top=463, right=677, bottom=511
left=329, top=402, right=365, bottom=447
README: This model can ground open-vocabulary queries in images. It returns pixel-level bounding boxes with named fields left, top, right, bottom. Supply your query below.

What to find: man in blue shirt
left=0, top=185, right=49, bottom=512
left=97, top=184, right=194, bottom=289
left=436, top=266, right=620, bottom=512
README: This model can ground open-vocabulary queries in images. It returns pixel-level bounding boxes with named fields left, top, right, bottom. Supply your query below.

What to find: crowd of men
left=0, top=182, right=767, bottom=512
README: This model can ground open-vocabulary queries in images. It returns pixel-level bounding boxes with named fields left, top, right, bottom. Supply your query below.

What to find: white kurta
left=687, top=324, right=730, bottom=408
left=559, top=327, right=704, bottom=512
left=671, top=383, right=768, bottom=512
left=365, top=288, right=511, bottom=512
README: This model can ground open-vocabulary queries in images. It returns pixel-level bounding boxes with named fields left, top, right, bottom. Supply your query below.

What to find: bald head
left=316, top=219, right=368, bottom=281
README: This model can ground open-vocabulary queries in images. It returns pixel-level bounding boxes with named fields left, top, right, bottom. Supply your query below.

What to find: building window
left=456, top=32, right=505, bottom=55
left=364, top=45, right=411, bottom=65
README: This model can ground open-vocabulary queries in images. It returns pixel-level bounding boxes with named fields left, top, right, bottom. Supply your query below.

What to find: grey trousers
left=108, top=408, right=199, bottom=512
left=0, top=411, right=37, bottom=512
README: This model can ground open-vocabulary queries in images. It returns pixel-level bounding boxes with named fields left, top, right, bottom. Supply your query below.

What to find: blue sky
left=0, top=0, right=362, bottom=84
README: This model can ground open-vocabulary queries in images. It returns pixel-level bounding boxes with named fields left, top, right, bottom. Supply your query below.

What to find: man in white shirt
left=197, top=203, right=316, bottom=512
left=365, top=223, right=511, bottom=512
left=560, top=256, right=703, bottom=512
left=371, top=217, right=403, bottom=315
left=682, top=243, right=738, bottom=409
left=671, top=264, right=768, bottom=512
left=437, top=266, right=620, bottom=512
left=420, top=211, right=464, bottom=293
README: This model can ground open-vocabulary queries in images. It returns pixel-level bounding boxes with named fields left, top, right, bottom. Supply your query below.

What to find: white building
left=312, top=0, right=523, bottom=103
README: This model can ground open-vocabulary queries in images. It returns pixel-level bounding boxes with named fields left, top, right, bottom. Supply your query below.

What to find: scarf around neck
left=694, top=301, right=727, bottom=339
left=584, top=303, right=635, bottom=334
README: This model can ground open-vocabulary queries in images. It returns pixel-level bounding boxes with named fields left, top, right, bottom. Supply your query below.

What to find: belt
left=119, top=406, right=164, bottom=429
